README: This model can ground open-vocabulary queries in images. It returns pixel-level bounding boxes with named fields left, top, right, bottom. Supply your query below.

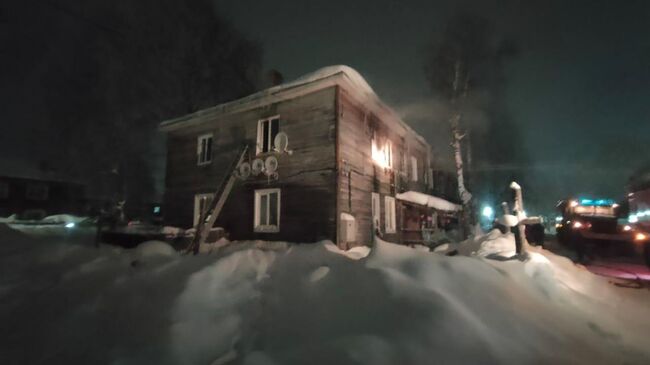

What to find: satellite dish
left=274, top=132, right=289, bottom=153
left=265, top=156, right=278, bottom=174
left=238, top=162, right=251, bottom=179
left=251, top=159, right=265, bottom=176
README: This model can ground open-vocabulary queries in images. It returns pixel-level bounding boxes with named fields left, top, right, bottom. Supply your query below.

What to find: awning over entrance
left=396, top=191, right=461, bottom=212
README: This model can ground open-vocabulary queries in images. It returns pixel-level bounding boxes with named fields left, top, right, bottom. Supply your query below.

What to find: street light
left=482, top=206, right=494, bottom=219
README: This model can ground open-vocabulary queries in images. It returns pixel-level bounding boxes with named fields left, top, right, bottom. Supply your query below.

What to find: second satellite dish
left=238, top=162, right=251, bottom=179
left=265, top=156, right=278, bottom=174
left=251, top=159, right=264, bottom=176
left=274, top=132, right=290, bottom=153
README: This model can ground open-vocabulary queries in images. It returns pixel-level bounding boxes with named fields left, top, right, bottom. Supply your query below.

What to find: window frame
left=193, top=193, right=215, bottom=227
left=371, top=192, right=381, bottom=231
left=385, top=141, right=393, bottom=169
left=254, top=188, right=281, bottom=232
left=385, top=196, right=396, bottom=233
left=256, top=116, right=280, bottom=155
left=410, top=156, right=418, bottom=182
left=197, top=133, right=213, bottom=166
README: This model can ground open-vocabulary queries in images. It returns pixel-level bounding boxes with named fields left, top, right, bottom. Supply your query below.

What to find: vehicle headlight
left=572, top=221, right=584, bottom=229
left=623, top=225, right=632, bottom=232
left=634, top=232, right=647, bottom=242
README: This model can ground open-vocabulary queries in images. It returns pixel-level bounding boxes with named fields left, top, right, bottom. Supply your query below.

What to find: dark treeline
left=1, top=0, right=262, bottom=214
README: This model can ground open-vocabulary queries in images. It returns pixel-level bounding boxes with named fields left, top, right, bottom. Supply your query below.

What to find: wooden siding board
left=336, top=87, right=432, bottom=246
left=164, top=87, right=337, bottom=242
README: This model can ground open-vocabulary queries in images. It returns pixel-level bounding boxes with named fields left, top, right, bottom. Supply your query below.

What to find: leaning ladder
left=186, top=144, right=249, bottom=254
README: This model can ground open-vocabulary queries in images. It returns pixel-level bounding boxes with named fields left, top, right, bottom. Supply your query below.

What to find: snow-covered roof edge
left=396, top=191, right=461, bottom=212
left=159, top=65, right=427, bottom=145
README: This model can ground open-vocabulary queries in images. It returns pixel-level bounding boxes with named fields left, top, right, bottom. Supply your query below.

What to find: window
left=385, top=196, right=396, bottom=233
left=26, top=183, right=48, bottom=201
left=385, top=141, right=393, bottom=169
left=257, top=116, right=280, bottom=154
left=411, top=156, right=418, bottom=182
left=370, top=133, right=393, bottom=169
left=193, top=193, right=214, bottom=226
left=197, top=134, right=213, bottom=165
left=0, top=182, right=8, bottom=199
left=371, top=192, right=381, bottom=231
left=254, top=188, right=280, bottom=232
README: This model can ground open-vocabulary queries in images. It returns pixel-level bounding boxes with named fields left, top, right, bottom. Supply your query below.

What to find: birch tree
left=424, top=12, right=519, bottom=236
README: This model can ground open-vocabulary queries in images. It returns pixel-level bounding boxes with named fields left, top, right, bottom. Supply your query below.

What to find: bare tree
left=424, top=12, right=520, bottom=236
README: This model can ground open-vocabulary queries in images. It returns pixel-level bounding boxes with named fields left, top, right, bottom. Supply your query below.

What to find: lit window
left=257, top=116, right=280, bottom=154
left=385, top=196, right=396, bottom=233
left=254, top=188, right=280, bottom=232
left=193, top=193, right=214, bottom=226
left=197, top=134, right=213, bottom=165
left=371, top=134, right=393, bottom=169
left=411, top=156, right=418, bottom=181
left=26, top=183, right=48, bottom=201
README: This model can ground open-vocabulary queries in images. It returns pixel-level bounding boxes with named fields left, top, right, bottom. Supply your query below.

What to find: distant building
left=0, top=159, right=84, bottom=219
left=160, top=66, right=460, bottom=247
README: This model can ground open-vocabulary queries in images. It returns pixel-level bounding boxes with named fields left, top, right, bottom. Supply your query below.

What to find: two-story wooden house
left=160, top=66, right=459, bottom=248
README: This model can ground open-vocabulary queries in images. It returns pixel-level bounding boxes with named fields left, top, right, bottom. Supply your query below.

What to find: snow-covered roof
left=159, top=65, right=427, bottom=145
left=280, top=65, right=375, bottom=98
left=396, top=191, right=461, bottom=212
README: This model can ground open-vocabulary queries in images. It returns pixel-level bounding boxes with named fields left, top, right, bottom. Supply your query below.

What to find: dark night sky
left=2, top=1, right=649, bottom=213
left=216, top=0, right=650, bottom=212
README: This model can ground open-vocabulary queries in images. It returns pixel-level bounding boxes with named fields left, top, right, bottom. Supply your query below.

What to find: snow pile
left=41, top=214, right=89, bottom=225
left=0, top=214, right=17, bottom=223
left=396, top=191, right=461, bottom=211
left=1, top=226, right=649, bottom=364
left=133, top=240, right=178, bottom=259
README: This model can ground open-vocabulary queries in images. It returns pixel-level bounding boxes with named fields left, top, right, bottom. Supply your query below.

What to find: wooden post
left=510, top=181, right=528, bottom=256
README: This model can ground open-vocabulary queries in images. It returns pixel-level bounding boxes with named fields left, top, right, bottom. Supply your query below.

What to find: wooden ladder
left=186, top=144, right=249, bottom=254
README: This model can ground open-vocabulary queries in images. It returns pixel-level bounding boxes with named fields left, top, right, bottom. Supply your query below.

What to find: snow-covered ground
left=1, top=224, right=649, bottom=364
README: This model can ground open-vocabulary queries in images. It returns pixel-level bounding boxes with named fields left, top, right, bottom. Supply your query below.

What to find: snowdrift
left=0, top=226, right=649, bottom=364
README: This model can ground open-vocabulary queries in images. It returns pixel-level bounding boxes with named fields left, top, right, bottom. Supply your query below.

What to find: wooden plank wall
left=336, top=87, right=430, bottom=247
left=164, top=87, right=338, bottom=243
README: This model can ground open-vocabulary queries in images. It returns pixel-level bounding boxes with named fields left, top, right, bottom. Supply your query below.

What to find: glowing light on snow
left=482, top=206, right=494, bottom=219
left=65, top=222, right=75, bottom=228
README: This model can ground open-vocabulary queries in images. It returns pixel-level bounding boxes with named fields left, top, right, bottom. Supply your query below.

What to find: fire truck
left=556, top=198, right=649, bottom=265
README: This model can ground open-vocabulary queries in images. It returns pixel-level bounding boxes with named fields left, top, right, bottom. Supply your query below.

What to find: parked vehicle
left=555, top=198, right=650, bottom=263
